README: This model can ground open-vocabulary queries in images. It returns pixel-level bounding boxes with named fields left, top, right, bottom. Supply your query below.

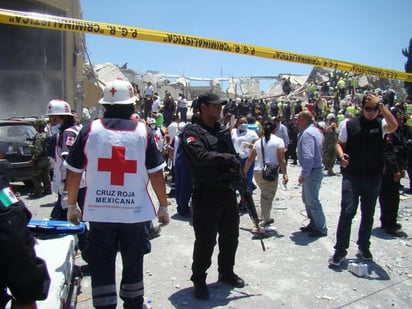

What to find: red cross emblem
left=109, top=87, right=117, bottom=97
left=98, top=146, right=137, bottom=186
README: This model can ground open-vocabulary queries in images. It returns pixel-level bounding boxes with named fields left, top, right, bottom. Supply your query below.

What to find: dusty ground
left=16, top=162, right=412, bottom=309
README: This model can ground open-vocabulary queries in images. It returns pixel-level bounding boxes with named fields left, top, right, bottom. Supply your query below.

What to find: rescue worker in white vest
left=47, top=99, right=85, bottom=221
left=64, top=79, right=169, bottom=309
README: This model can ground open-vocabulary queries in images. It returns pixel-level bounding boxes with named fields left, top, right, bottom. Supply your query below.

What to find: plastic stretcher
left=28, top=220, right=86, bottom=309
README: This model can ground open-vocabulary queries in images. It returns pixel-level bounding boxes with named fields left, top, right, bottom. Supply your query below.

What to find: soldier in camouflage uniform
left=322, top=113, right=338, bottom=176
left=30, top=119, right=51, bottom=198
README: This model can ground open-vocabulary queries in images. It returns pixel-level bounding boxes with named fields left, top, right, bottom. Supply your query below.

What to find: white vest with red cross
left=53, top=125, right=86, bottom=193
left=83, top=119, right=156, bottom=223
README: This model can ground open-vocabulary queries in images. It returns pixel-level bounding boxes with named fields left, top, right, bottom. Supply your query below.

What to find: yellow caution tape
left=1, top=8, right=412, bottom=83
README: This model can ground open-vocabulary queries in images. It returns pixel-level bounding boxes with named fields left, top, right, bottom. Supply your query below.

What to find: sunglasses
left=364, top=106, right=379, bottom=112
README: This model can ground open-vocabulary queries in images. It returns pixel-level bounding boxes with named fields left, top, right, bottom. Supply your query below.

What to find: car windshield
left=0, top=124, right=36, bottom=141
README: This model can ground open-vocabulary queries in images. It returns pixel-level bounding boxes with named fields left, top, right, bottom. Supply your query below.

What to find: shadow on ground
left=168, top=281, right=260, bottom=309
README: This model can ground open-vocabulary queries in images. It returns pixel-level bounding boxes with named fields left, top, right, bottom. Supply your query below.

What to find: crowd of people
left=3, top=74, right=412, bottom=307
left=117, top=78, right=411, bottom=300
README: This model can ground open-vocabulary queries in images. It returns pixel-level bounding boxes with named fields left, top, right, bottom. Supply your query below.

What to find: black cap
left=197, top=93, right=227, bottom=105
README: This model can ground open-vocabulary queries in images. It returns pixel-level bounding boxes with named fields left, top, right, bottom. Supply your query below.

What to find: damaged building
left=0, top=0, right=84, bottom=118
left=1, top=1, right=402, bottom=119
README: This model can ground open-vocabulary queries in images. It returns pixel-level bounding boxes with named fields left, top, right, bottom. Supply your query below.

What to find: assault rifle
left=217, top=128, right=266, bottom=251
left=237, top=167, right=266, bottom=251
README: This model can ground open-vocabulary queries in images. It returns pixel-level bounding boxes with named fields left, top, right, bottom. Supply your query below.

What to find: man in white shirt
left=167, top=115, right=180, bottom=144
left=152, top=93, right=161, bottom=113
left=143, top=81, right=154, bottom=119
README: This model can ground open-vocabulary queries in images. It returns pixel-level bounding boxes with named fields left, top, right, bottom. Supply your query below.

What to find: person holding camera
left=296, top=111, right=327, bottom=238
left=330, top=93, right=398, bottom=266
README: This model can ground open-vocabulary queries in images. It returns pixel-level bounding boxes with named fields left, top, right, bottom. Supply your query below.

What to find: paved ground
left=15, top=162, right=412, bottom=309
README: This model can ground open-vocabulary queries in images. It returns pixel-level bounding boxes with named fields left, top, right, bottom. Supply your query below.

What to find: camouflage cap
left=34, top=119, right=47, bottom=128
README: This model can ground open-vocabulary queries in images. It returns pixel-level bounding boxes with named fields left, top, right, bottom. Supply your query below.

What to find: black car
left=0, top=120, right=36, bottom=184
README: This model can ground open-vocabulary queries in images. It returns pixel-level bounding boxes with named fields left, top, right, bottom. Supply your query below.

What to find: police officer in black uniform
left=181, top=93, right=244, bottom=300
left=378, top=107, right=408, bottom=237
left=0, top=170, right=50, bottom=308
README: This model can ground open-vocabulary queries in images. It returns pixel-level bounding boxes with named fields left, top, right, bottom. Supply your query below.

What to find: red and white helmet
left=99, top=78, right=137, bottom=105
left=46, top=99, right=72, bottom=116
left=146, top=117, right=156, bottom=125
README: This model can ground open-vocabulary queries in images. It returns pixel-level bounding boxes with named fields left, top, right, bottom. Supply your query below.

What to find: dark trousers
left=379, top=173, right=400, bottom=229
left=334, top=174, right=381, bottom=254
left=408, top=157, right=412, bottom=189
left=177, top=107, right=188, bottom=122
left=143, top=97, right=153, bottom=119
left=175, top=163, right=192, bottom=216
left=85, top=221, right=151, bottom=309
left=50, top=187, right=86, bottom=220
left=287, top=141, right=297, bottom=163
left=163, top=111, right=173, bottom=128
left=190, top=186, right=239, bottom=282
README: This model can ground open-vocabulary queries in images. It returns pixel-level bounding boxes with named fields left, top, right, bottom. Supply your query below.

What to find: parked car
left=0, top=119, right=36, bottom=185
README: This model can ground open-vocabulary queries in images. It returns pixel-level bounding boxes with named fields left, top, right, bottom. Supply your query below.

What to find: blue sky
left=80, top=0, right=412, bottom=80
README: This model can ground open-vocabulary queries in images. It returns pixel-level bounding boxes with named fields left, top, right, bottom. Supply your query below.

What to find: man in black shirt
left=181, top=93, right=244, bottom=300
left=378, top=107, right=408, bottom=236
left=330, top=93, right=398, bottom=266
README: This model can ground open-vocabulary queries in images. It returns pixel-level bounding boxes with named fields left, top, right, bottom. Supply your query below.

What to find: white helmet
left=46, top=99, right=72, bottom=116
left=178, top=122, right=186, bottom=131
left=326, top=113, right=336, bottom=120
left=99, top=78, right=137, bottom=105
left=147, top=117, right=156, bottom=125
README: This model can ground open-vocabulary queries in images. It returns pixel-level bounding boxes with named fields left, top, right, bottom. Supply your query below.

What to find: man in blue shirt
left=296, top=111, right=327, bottom=237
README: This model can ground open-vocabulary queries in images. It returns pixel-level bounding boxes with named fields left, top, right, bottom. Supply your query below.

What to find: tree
left=402, top=38, right=412, bottom=102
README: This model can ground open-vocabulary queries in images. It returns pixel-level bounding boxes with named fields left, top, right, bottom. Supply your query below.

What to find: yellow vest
left=337, top=114, right=345, bottom=125
left=406, top=115, right=412, bottom=127
left=346, top=105, right=355, bottom=114
left=405, top=103, right=412, bottom=114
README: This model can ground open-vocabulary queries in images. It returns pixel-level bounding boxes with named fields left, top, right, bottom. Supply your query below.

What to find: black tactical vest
left=344, top=116, right=384, bottom=177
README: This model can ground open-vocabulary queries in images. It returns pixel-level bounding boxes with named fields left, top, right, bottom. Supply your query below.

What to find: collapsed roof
left=82, top=63, right=393, bottom=106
